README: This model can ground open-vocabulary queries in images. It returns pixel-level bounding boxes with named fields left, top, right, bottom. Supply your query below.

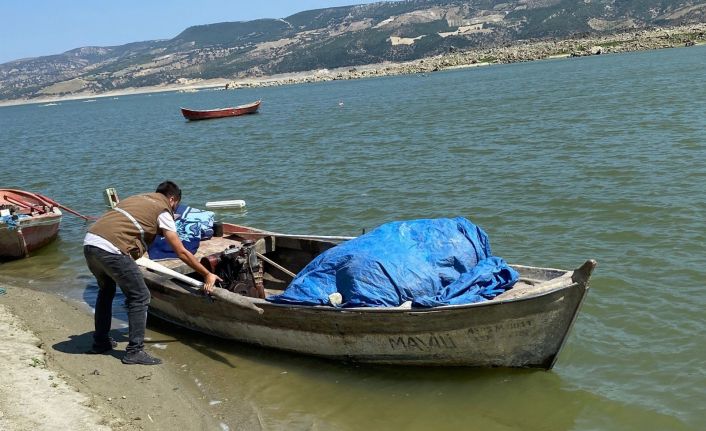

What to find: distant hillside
left=1, top=0, right=705, bottom=101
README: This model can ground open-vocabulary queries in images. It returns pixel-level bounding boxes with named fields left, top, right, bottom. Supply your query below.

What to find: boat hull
left=145, top=273, right=588, bottom=368
left=181, top=100, right=261, bottom=121
left=0, top=215, right=62, bottom=259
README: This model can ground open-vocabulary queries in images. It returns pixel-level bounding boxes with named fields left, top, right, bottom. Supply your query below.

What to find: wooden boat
left=180, top=100, right=261, bottom=121
left=141, top=223, right=597, bottom=369
left=0, top=189, right=62, bottom=260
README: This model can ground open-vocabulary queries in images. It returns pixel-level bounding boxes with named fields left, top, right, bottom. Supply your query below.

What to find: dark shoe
left=86, top=338, right=118, bottom=354
left=121, top=350, right=162, bottom=365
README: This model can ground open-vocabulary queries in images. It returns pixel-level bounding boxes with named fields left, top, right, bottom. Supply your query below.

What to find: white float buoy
left=205, top=199, right=246, bottom=209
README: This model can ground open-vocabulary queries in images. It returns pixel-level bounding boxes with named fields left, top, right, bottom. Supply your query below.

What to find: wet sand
left=0, top=282, right=220, bottom=431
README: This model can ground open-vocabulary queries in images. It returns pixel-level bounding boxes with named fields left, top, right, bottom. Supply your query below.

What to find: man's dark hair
left=155, top=181, right=182, bottom=200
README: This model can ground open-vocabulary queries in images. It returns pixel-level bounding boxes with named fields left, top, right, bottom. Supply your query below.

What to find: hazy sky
left=0, top=1, right=384, bottom=64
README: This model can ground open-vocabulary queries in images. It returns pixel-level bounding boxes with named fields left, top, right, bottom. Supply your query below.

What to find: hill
left=1, top=0, right=705, bottom=102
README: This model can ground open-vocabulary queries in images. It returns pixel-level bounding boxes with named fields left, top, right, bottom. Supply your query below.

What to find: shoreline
left=0, top=23, right=704, bottom=108
left=0, top=282, right=219, bottom=431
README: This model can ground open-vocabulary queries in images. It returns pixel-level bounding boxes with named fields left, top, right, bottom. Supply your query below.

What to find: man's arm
left=162, top=230, right=221, bottom=293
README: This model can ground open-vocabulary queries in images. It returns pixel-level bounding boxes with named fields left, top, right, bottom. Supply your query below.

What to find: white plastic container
left=205, top=200, right=246, bottom=209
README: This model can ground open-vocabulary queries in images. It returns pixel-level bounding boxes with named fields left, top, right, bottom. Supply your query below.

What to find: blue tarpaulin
left=267, top=217, right=519, bottom=308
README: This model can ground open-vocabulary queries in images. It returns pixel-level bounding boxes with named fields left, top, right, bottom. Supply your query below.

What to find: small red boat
left=0, top=189, right=62, bottom=260
left=181, top=100, right=261, bottom=121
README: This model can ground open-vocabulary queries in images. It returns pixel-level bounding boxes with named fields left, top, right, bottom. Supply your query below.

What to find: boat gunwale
left=248, top=273, right=583, bottom=313
left=146, top=262, right=591, bottom=314
left=0, top=218, right=59, bottom=228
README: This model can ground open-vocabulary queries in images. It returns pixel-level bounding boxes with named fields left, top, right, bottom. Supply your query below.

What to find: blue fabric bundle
left=1, top=215, right=18, bottom=229
left=147, top=204, right=215, bottom=260
left=0, top=214, right=27, bottom=230
left=267, top=217, right=518, bottom=308
left=176, top=205, right=215, bottom=241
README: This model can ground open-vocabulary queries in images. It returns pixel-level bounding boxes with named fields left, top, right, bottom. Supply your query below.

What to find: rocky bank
left=224, top=23, right=706, bottom=89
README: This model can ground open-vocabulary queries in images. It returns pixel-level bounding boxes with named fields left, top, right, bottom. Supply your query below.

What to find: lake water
left=1, top=45, right=705, bottom=430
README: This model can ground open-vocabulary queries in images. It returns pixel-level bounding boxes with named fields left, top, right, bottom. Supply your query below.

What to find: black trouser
left=84, top=245, right=150, bottom=353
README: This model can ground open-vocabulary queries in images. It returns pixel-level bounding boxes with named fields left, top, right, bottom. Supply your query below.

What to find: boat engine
left=199, top=240, right=265, bottom=299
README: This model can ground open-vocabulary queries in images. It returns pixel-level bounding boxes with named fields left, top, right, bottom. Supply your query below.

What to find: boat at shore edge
left=0, top=189, right=62, bottom=260
left=140, top=222, right=597, bottom=369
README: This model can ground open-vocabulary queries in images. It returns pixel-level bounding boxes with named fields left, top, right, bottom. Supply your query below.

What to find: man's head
left=155, top=180, right=182, bottom=210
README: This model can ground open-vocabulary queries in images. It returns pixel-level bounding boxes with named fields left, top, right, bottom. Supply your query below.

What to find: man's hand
left=203, top=272, right=221, bottom=294
left=163, top=230, right=223, bottom=294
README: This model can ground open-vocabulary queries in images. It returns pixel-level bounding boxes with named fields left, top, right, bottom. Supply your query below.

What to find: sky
left=0, top=1, right=384, bottom=64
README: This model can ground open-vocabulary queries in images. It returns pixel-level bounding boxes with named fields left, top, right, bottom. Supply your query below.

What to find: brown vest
left=89, top=193, right=173, bottom=258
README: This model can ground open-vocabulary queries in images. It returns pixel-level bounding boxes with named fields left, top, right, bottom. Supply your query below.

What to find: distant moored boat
left=181, top=100, right=261, bottom=121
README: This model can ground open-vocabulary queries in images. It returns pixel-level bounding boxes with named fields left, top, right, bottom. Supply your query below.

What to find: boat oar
left=135, top=257, right=264, bottom=314
left=255, top=252, right=297, bottom=278
left=55, top=203, right=97, bottom=221
left=232, top=230, right=354, bottom=242
left=33, top=193, right=97, bottom=221
left=3, top=195, right=49, bottom=213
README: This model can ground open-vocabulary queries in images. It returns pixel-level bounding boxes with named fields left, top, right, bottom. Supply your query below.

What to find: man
left=83, top=181, right=220, bottom=365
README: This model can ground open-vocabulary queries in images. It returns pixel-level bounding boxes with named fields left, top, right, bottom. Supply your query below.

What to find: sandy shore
left=0, top=282, right=220, bottom=431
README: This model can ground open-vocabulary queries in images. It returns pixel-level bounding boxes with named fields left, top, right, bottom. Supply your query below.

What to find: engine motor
left=199, top=240, right=265, bottom=299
